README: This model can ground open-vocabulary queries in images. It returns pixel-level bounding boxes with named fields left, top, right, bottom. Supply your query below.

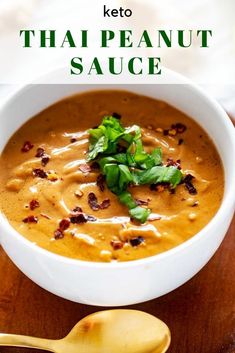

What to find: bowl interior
left=0, top=79, right=235, bottom=267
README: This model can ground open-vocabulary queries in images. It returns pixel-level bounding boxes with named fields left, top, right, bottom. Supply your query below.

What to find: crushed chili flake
left=178, top=138, right=184, bottom=145
left=88, top=192, right=100, bottom=211
left=23, top=215, right=38, bottom=223
left=150, top=182, right=169, bottom=192
left=96, top=174, right=105, bottom=192
left=166, top=158, right=182, bottom=170
left=112, top=112, right=122, bottom=119
left=135, top=199, right=149, bottom=206
left=21, top=141, right=34, bottom=153
left=130, top=236, right=145, bottom=247
left=29, top=199, right=40, bottom=210
left=117, top=144, right=127, bottom=153
left=100, top=199, right=110, bottom=209
left=172, top=123, right=187, bottom=133
left=54, top=229, right=64, bottom=240
left=163, top=123, right=187, bottom=136
left=33, top=168, right=48, bottom=179
left=72, top=206, right=83, bottom=213
left=90, top=161, right=100, bottom=170
left=35, top=147, right=50, bottom=167
left=79, top=164, right=91, bottom=173
left=183, top=174, right=197, bottom=195
left=35, top=147, right=45, bottom=158
left=59, top=219, right=70, bottom=231
left=87, top=193, right=110, bottom=211
left=70, top=212, right=88, bottom=224
left=70, top=137, right=77, bottom=143
left=41, top=155, right=50, bottom=167
left=156, top=185, right=166, bottom=192
left=111, top=240, right=124, bottom=250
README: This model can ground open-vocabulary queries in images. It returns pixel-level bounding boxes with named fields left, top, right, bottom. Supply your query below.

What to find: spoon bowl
left=0, top=310, right=171, bottom=353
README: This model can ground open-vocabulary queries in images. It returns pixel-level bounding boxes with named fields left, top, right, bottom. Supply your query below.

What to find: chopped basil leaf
left=129, top=207, right=151, bottom=223
left=119, top=165, right=134, bottom=192
left=135, top=166, right=182, bottom=188
left=87, top=117, right=124, bottom=161
left=119, top=191, right=137, bottom=209
left=87, top=115, right=183, bottom=223
left=103, top=164, right=120, bottom=193
left=119, top=192, right=150, bottom=224
left=151, top=147, right=162, bottom=166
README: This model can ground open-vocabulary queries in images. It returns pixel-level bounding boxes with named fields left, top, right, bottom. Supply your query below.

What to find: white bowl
left=0, top=71, right=235, bottom=306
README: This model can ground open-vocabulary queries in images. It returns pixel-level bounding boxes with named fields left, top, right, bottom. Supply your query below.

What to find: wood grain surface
left=0, top=216, right=234, bottom=353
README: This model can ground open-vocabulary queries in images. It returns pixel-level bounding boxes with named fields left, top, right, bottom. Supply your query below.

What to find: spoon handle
left=0, top=333, right=54, bottom=351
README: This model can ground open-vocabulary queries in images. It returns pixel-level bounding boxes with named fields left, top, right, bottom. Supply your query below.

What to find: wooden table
left=0, top=216, right=234, bottom=353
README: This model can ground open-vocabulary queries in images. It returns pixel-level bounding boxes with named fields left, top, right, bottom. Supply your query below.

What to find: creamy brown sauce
left=0, top=90, right=224, bottom=262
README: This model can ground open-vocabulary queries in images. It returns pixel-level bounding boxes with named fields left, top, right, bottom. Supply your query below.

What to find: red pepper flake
left=88, top=192, right=100, bottom=211
left=111, top=240, right=124, bottom=250
left=70, top=212, right=88, bottom=224
left=112, top=112, right=122, bottom=119
left=79, top=164, right=91, bottom=173
left=21, top=141, right=34, bottom=153
left=172, top=123, right=187, bottom=133
left=166, top=158, right=182, bottom=170
left=96, top=174, right=105, bottom=192
left=33, top=168, right=48, bottom=178
left=88, top=193, right=110, bottom=211
left=29, top=199, right=40, bottom=210
left=54, top=218, right=70, bottom=240
left=70, top=137, right=77, bottom=143
left=130, top=236, right=145, bottom=247
left=72, top=206, right=83, bottom=213
left=178, top=138, right=184, bottom=145
left=23, top=215, right=38, bottom=223
left=54, top=229, right=64, bottom=240
left=163, top=123, right=187, bottom=136
left=59, top=218, right=70, bottom=231
left=117, top=144, right=127, bottom=153
left=41, top=155, right=50, bottom=167
left=183, top=174, right=197, bottom=195
left=150, top=182, right=169, bottom=192
left=100, top=199, right=110, bottom=209
left=35, top=148, right=50, bottom=167
left=135, top=199, right=149, bottom=206
left=35, top=147, right=45, bottom=158
left=90, top=162, right=100, bottom=170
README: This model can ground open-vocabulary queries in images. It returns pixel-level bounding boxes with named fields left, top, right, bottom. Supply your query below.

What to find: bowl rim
left=0, top=68, right=235, bottom=269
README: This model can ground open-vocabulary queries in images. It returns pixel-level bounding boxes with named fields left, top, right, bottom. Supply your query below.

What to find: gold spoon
left=0, top=309, right=171, bottom=353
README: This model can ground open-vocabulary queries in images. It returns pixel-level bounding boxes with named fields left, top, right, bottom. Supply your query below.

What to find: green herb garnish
left=87, top=116, right=183, bottom=223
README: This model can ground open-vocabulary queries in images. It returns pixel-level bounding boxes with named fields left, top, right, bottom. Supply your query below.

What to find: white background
left=0, top=0, right=235, bottom=114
